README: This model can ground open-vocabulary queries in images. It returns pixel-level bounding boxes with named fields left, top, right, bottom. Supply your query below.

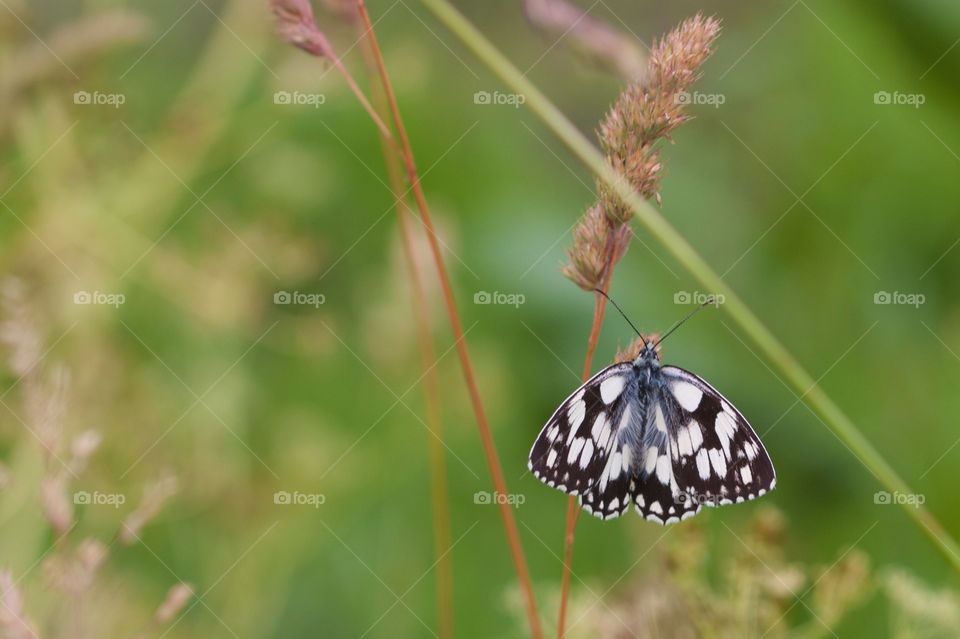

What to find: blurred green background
left=1, top=0, right=959, bottom=636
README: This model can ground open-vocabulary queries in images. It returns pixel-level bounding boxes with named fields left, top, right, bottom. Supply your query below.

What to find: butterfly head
left=635, top=341, right=661, bottom=366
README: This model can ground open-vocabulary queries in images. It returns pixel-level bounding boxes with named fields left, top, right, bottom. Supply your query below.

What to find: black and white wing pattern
left=655, top=366, right=776, bottom=515
left=529, top=352, right=776, bottom=526
left=528, top=363, right=639, bottom=520
left=631, top=393, right=704, bottom=524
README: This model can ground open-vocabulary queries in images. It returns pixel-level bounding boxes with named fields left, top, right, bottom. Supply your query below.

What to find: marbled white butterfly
left=528, top=295, right=776, bottom=523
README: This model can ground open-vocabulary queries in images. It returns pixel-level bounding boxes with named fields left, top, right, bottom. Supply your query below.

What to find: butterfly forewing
left=528, top=363, right=637, bottom=518
left=660, top=366, right=776, bottom=509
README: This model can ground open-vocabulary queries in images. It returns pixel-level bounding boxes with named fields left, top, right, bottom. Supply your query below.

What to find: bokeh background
left=1, top=0, right=959, bottom=636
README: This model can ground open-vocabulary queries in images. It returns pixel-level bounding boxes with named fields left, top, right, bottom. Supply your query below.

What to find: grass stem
left=353, top=18, right=455, bottom=637
left=558, top=285, right=612, bottom=638
left=355, top=2, right=545, bottom=636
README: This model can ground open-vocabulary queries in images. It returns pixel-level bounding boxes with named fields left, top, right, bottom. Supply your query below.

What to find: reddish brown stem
left=353, top=16, right=455, bottom=638
left=557, top=283, right=610, bottom=639
left=317, top=39, right=395, bottom=141
left=354, top=2, right=544, bottom=638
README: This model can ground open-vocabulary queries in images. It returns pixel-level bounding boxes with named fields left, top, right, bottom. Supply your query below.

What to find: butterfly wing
left=658, top=365, right=776, bottom=511
left=528, top=363, right=639, bottom=519
left=631, top=390, right=704, bottom=524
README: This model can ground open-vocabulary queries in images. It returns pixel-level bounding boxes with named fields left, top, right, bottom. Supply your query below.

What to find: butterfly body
left=529, top=342, right=776, bottom=524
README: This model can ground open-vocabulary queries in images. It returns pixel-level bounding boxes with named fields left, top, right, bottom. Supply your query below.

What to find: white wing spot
left=600, top=376, right=626, bottom=404
left=696, top=448, right=710, bottom=479
left=708, top=447, right=727, bottom=477
left=617, top=404, right=632, bottom=432
left=654, top=403, right=668, bottom=432
left=621, top=445, right=633, bottom=474
left=740, top=465, right=752, bottom=484
left=608, top=451, right=622, bottom=480
left=644, top=447, right=658, bottom=474
left=546, top=449, right=558, bottom=468
left=579, top=438, right=594, bottom=469
left=567, top=401, right=586, bottom=441
left=671, top=380, right=703, bottom=411
left=599, top=420, right=612, bottom=449
left=715, top=412, right=736, bottom=459
left=567, top=437, right=586, bottom=465
left=687, top=420, right=704, bottom=452
left=655, top=455, right=671, bottom=485
left=677, top=426, right=693, bottom=457
left=608, top=497, right=619, bottom=510
left=649, top=500, right=663, bottom=514
left=590, top=413, right=607, bottom=441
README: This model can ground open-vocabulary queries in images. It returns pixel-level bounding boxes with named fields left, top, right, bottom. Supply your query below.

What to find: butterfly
left=528, top=299, right=775, bottom=524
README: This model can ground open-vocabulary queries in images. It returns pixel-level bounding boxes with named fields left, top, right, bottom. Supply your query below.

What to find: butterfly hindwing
left=528, top=363, right=638, bottom=519
left=631, top=391, right=703, bottom=524
left=660, top=365, right=776, bottom=509
left=577, top=390, right=642, bottom=520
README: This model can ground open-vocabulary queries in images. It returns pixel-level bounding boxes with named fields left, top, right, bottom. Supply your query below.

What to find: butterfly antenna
left=592, top=289, right=648, bottom=346
left=653, top=298, right=715, bottom=348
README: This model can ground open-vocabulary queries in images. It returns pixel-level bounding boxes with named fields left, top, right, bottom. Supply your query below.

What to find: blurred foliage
left=1, top=0, right=960, bottom=636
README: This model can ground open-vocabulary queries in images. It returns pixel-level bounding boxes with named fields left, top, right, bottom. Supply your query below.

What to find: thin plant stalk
left=270, top=0, right=393, bottom=140
left=326, top=47, right=395, bottom=142
left=354, top=18, right=455, bottom=638
left=558, top=280, right=612, bottom=639
left=354, top=1, right=545, bottom=637
left=420, top=0, right=960, bottom=575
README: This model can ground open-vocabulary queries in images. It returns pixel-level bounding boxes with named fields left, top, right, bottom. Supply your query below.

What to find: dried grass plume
left=563, top=14, right=721, bottom=291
